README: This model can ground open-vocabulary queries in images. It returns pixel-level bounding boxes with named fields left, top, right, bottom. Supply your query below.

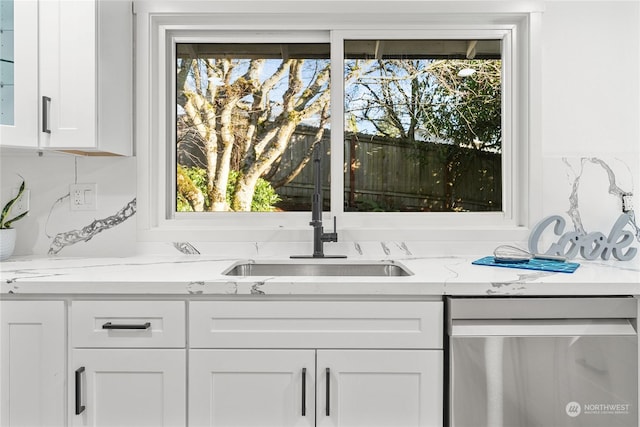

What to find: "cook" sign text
left=528, top=214, right=637, bottom=261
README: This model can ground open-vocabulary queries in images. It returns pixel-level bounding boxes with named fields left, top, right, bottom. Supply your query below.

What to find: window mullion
left=330, top=31, right=346, bottom=222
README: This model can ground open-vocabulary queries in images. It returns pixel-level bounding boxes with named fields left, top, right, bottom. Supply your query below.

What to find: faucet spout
left=291, top=144, right=346, bottom=259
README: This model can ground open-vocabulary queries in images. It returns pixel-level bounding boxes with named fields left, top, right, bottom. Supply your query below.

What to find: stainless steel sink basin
left=223, top=260, right=413, bottom=277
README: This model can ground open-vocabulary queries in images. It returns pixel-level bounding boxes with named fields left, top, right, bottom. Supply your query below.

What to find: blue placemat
left=472, top=256, right=580, bottom=273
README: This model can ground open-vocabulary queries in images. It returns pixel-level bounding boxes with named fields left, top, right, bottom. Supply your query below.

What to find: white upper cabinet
left=0, top=0, right=38, bottom=147
left=39, top=0, right=132, bottom=155
left=39, top=0, right=97, bottom=151
left=1, top=0, right=132, bottom=155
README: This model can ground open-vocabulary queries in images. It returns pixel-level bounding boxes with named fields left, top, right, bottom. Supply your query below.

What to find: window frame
left=135, top=1, right=542, bottom=243
left=333, top=29, right=512, bottom=228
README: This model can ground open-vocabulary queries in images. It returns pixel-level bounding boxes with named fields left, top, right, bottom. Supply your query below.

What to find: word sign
left=528, top=214, right=637, bottom=261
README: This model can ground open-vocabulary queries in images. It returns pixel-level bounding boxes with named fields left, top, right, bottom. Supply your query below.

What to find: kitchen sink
left=222, top=260, right=413, bottom=277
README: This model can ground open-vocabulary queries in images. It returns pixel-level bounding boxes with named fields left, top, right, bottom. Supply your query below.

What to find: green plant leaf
left=3, top=211, right=28, bottom=229
left=1, top=180, right=25, bottom=229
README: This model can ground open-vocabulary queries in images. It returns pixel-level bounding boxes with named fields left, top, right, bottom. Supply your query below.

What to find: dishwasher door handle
left=450, top=318, right=637, bottom=337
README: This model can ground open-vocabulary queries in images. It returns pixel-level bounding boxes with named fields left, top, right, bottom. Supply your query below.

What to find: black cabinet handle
left=301, top=368, right=307, bottom=416
left=326, top=367, right=330, bottom=416
left=75, top=367, right=86, bottom=415
left=102, top=322, right=151, bottom=330
left=42, top=96, right=51, bottom=134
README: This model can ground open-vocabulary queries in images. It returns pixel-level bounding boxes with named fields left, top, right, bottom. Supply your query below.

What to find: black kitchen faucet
left=291, top=143, right=346, bottom=259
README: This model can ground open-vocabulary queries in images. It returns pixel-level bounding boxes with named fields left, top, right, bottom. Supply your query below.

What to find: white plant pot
left=0, top=228, right=17, bottom=261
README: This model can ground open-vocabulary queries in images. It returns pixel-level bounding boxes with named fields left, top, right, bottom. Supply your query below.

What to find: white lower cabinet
left=2, top=298, right=443, bottom=427
left=72, top=349, right=186, bottom=427
left=189, top=349, right=441, bottom=427
left=317, top=350, right=442, bottom=427
left=190, top=349, right=316, bottom=427
left=70, top=300, right=187, bottom=426
left=0, top=300, right=66, bottom=427
left=189, top=300, right=443, bottom=427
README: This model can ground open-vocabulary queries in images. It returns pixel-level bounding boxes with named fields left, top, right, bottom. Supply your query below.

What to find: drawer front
left=72, top=301, right=185, bottom=348
left=190, top=301, right=443, bottom=349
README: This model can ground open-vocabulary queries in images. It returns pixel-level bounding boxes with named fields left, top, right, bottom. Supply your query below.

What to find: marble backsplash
left=0, top=152, right=638, bottom=259
left=0, top=153, right=138, bottom=257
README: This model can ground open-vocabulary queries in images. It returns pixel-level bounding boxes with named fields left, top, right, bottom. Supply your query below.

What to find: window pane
left=344, top=39, right=502, bottom=212
left=176, top=42, right=330, bottom=212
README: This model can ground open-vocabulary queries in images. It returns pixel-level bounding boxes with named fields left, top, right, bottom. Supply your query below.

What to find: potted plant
left=0, top=179, right=28, bottom=261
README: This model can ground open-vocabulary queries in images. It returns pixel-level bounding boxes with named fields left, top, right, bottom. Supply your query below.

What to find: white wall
left=540, top=1, right=639, bottom=234
left=542, top=1, right=639, bottom=155
left=1, top=0, right=638, bottom=257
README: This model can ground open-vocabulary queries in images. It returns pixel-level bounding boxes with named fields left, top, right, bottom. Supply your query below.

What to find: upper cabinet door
left=0, top=0, right=38, bottom=147
left=37, top=0, right=132, bottom=155
left=39, top=0, right=96, bottom=149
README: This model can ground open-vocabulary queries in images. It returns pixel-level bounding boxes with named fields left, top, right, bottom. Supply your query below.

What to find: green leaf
left=1, top=180, right=25, bottom=229
left=3, top=211, right=28, bottom=229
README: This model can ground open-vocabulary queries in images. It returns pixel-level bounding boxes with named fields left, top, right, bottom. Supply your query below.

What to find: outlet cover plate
left=70, top=183, right=97, bottom=211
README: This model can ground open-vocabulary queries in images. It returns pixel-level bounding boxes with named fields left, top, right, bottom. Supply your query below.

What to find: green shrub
left=177, top=166, right=208, bottom=212
left=227, top=170, right=281, bottom=212
left=177, top=166, right=280, bottom=212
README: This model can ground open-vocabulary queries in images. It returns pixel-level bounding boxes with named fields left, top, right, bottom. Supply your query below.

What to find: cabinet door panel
left=190, top=349, right=315, bottom=427
left=72, top=349, right=185, bottom=427
left=317, top=350, right=442, bottom=427
left=0, top=0, right=38, bottom=146
left=39, top=0, right=96, bottom=148
left=0, top=301, right=65, bottom=427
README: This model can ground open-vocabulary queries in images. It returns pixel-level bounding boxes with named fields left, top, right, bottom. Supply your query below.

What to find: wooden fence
left=273, top=129, right=502, bottom=212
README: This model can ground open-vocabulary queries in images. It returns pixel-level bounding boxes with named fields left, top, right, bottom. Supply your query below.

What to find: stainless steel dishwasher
left=447, top=297, right=638, bottom=427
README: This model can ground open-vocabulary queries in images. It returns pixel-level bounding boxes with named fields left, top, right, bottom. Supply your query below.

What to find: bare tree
left=345, top=58, right=501, bottom=150
left=177, top=54, right=330, bottom=212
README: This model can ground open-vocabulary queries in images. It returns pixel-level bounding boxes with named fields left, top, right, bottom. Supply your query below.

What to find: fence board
left=272, top=130, right=501, bottom=212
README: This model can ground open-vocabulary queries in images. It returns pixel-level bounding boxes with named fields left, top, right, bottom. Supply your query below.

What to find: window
left=176, top=42, right=331, bottom=213
left=343, top=39, right=502, bottom=213
left=136, top=3, right=541, bottom=242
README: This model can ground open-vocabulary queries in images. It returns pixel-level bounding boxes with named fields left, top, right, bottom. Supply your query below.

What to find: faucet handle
left=321, top=216, right=339, bottom=243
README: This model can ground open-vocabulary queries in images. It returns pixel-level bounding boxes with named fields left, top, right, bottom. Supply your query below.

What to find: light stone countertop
left=1, top=255, right=639, bottom=297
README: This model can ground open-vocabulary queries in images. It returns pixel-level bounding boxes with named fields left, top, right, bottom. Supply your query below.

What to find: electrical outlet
left=70, top=183, right=97, bottom=211
left=11, top=188, right=30, bottom=216
left=622, top=193, right=633, bottom=213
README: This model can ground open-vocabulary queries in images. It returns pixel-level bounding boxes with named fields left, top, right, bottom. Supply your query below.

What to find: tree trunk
left=232, top=121, right=297, bottom=211
left=177, top=166, right=205, bottom=211
left=231, top=172, right=260, bottom=212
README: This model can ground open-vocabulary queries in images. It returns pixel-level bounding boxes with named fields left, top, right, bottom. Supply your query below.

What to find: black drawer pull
left=301, top=368, right=307, bottom=416
left=102, top=322, right=151, bottom=330
left=42, top=96, right=51, bottom=134
left=326, top=367, right=330, bottom=416
left=75, top=367, right=85, bottom=415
